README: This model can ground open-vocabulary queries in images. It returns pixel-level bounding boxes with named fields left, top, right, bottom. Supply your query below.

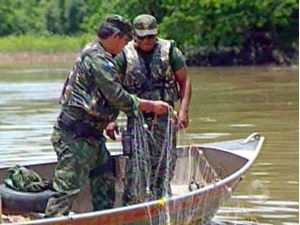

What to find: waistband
left=57, top=109, right=103, bottom=138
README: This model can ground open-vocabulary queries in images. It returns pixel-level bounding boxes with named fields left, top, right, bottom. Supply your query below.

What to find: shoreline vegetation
left=0, top=1, right=297, bottom=67
left=0, top=35, right=90, bottom=66
left=0, top=51, right=75, bottom=65
left=0, top=35, right=298, bottom=66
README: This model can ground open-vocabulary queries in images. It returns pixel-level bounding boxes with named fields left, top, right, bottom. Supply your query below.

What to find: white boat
left=0, top=132, right=264, bottom=225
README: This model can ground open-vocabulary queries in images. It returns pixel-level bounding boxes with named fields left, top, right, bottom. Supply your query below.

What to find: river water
left=0, top=63, right=298, bottom=224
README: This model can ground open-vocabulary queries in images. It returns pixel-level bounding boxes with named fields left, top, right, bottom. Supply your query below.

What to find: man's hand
left=105, top=122, right=119, bottom=140
left=151, top=100, right=171, bottom=115
left=176, top=110, right=189, bottom=129
left=138, top=99, right=171, bottom=115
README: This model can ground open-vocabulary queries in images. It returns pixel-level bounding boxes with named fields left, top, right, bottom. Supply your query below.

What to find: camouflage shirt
left=115, top=38, right=186, bottom=103
left=59, top=40, right=139, bottom=128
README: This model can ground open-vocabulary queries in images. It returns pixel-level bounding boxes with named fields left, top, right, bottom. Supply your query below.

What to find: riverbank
left=185, top=46, right=299, bottom=66
left=0, top=49, right=298, bottom=67
left=0, top=51, right=75, bottom=65
left=0, top=32, right=297, bottom=66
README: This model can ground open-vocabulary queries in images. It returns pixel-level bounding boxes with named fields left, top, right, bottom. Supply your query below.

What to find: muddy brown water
left=0, top=63, right=298, bottom=224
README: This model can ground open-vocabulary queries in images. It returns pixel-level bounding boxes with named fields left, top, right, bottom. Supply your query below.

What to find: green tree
left=81, top=0, right=167, bottom=33
left=43, top=0, right=88, bottom=35
left=159, top=0, right=298, bottom=51
left=0, top=0, right=297, bottom=64
left=0, top=0, right=46, bottom=35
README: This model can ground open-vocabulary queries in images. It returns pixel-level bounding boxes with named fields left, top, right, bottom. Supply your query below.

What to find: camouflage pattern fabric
left=45, top=40, right=139, bottom=217
left=118, top=39, right=179, bottom=103
left=123, top=112, right=177, bottom=204
left=115, top=37, right=184, bottom=204
left=133, top=14, right=158, bottom=37
left=4, top=165, right=51, bottom=192
left=45, top=126, right=114, bottom=217
left=146, top=113, right=177, bottom=198
left=59, top=41, right=139, bottom=124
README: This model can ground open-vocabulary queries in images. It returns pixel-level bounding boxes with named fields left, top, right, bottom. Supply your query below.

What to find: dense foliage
left=0, top=0, right=298, bottom=65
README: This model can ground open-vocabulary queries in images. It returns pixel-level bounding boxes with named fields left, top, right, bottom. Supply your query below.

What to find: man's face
left=134, top=34, right=157, bottom=52
left=112, top=34, right=129, bottom=55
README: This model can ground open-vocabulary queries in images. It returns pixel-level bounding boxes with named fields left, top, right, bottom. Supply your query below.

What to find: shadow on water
left=0, top=65, right=298, bottom=224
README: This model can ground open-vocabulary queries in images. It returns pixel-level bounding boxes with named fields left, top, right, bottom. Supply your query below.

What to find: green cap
left=133, top=14, right=158, bottom=37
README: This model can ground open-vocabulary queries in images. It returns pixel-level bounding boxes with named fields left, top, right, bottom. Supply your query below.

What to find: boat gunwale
left=1, top=134, right=265, bottom=225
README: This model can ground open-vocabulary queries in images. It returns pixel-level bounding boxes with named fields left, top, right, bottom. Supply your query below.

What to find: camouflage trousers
left=45, top=125, right=115, bottom=217
left=123, top=113, right=177, bottom=204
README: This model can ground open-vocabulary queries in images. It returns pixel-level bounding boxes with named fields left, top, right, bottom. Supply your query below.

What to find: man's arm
left=174, top=65, right=191, bottom=128
left=170, top=45, right=192, bottom=129
left=114, top=51, right=127, bottom=77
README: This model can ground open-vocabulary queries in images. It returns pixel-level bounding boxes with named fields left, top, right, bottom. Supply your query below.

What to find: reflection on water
left=0, top=65, right=298, bottom=224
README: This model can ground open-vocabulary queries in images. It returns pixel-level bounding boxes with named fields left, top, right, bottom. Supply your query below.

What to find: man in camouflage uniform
left=44, top=14, right=170, bottom=217
left=114, top=14, right=191, bottom=203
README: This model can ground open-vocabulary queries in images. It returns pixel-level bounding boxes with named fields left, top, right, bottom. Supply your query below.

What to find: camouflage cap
left=133, top=14, right=158, bottom=37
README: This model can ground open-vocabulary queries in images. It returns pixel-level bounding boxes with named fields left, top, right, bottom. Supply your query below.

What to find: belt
left=57, top=110, right=102, bottom=138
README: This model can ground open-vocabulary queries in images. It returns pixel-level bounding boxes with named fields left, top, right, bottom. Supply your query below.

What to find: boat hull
left=0, top=133, right=264, bottom=225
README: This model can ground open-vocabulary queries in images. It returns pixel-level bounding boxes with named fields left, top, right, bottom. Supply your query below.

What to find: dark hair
left=97, top=14, right=132, bottom=39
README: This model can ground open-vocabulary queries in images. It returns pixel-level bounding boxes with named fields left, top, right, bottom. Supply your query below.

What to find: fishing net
left=118, top=109, right=231, bottom=224
left=122, top=109, right=176, bottom=204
